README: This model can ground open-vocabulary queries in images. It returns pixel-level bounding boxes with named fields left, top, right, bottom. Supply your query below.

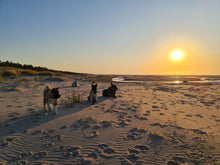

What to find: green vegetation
left=79, top=117, right=97, bottom=122
left=0, top=60, right=83, bottom=75
left=149, top=131, right=164, bottom=139
left=61, top=93, right=82, bottom=107
left=2, top=70, right=18, bottom=78
left=0, top=75, right=4, bottom=82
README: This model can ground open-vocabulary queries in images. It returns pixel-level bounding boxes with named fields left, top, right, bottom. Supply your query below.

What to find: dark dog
left=102, top=83, right=118, bottom=98
left=43, top=86, right=61, bottom=114
left=72, top=79, right=79, bottom=87
left=88, top=82, right=97, bottom=103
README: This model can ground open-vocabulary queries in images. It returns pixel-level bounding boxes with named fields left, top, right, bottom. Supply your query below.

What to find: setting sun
left=171, top=51, right=183, bottom=60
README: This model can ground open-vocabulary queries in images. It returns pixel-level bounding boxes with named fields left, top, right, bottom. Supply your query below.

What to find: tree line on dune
left=0, top=60, right=82, bottom=75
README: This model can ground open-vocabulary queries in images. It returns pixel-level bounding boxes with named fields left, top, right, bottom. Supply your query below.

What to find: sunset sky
left=1, top=0, right=220, bottom=75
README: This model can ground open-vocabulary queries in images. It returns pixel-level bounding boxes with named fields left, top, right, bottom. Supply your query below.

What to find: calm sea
left=112, top=75, right=220, bottom=84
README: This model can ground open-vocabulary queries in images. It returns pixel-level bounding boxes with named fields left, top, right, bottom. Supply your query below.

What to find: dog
left=88, top=82, right=97, bottom=103
left=43, top=86, right=61, bottom=114
left=72, top=79, right=79, bottom=87
left=102, top=83, right=118, bottom=98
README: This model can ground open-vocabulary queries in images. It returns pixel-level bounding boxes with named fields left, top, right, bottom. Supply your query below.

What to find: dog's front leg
left=44, top=99, right=47, bottom=112
left=47, top=103, right=52, bottom=112
left=53, top=105, right=57, bottom=114
left=44, top=104, right=47, bottom=111
left=53, top=100, right=58, bottom=114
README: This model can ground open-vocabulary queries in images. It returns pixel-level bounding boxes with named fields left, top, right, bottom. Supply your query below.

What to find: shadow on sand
left=0, top=96, right=113, bottom=139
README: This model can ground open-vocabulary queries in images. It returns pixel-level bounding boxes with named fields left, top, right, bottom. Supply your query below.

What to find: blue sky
left=1, top=0, right=220, bottom=74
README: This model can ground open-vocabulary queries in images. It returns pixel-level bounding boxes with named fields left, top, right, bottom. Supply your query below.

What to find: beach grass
left=61, top=93, right=82, bottom=107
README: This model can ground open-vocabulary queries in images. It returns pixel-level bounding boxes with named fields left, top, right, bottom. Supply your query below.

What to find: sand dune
left=0, top=76, right=220, bottom=164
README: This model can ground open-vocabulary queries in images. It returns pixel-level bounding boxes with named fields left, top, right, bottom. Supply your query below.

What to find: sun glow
left=171, top=51, right=183, bottom=60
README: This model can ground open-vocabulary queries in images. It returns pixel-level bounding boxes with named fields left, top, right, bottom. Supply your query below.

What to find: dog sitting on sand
left=43, top=86, right=61, bottom=114
left=72, top=79, right=79, bottom=87
left=88, top=82, right=97, bottom=103
left=102, top=83, right=118, bottom=98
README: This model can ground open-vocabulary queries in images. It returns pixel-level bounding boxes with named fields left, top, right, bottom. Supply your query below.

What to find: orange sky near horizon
left=141, top=38, right=219, bottom=75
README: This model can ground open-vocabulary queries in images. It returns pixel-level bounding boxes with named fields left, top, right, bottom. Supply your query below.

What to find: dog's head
left=51, top=87, right=61, bottom=99
left=91, top=83, right=97, bottom=93
left=110, top=83, right=118, bottom=91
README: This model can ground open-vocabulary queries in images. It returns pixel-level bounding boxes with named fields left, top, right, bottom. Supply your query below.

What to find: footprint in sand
left=60, top=124, right=70, bottom=129
left=96, top=144, right=117, bottom=159
left=27, top=108, right=35, bottom=112
left=84, top=130, right=99, bottom=139
left=87, top=152, right=98, bottom=159
left=195, top=114, right=203, bottom=118
left=143, top=110, right=151, bottom=117
left=161, top=103, right=168, bottom=110
left=1, top=137, right=15, bottom=147
left=126, top=153, right=141, bottom=163
left=116, top=119, right=129, bottom=127
left=56, top=145, right=81, bottom=158
left=34, top=151, right=48, bottom=159
left=15, top=105, right=23, bottom=108
left=31, top=130, right=42, bottom=135
left=126, top=145, right=149, bottom=163
left=41, top=133, right=63, bottom=142
left=127, top=127, right=147, bottom=140
left=17, top=151, right=33, bottom=160
left=9, top=112, right=20, bottom=117
left=128, top=145, right=149, bottom=155
left=9, top=117, right=19, bottom=121
left=134, top=115, right=148, bottom=120
left=80, top=157, right=95, bottom=165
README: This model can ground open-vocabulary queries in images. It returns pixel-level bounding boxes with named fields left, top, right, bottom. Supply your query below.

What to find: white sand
left=0, top=77, right=220, bottom=165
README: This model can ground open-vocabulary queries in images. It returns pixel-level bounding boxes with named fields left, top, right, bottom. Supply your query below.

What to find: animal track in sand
left=134, top=115, right=148, bottom=120
left=40, top=129, right=63, bottom=142
left=128, top=145, right=149, bottom=155
left=97, top=144, right=117, bottom=158
left=84, top=130, right=99, bottom=139
left=127, top=127, right=147, bottom=140
left=126, top=153, right=141, bottom=163
left=17, top=151, right=34, bottom=160
left=0, top=136, right=16, bottom=147
left=195, top=114, right=203, bottom=118
left=31, top=130, right=42, bottom=135
left=60, top=124, right=70, bottom=129
left=9, top=112, right=20, bottom=117
left=27, top=108, right=35, bottom=112
left=56, top=145, right=82, bottom=158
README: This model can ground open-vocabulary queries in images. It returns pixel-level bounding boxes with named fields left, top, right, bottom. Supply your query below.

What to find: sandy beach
left=0, top=75, right=220, bottom=165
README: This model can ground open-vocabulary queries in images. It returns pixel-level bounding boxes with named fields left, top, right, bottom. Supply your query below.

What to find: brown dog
left=102, top=83, right=118, bottom=98
left=43, top=86, right=61, bottom=114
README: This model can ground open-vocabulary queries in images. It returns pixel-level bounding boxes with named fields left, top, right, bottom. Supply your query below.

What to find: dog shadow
left=96, top=96, right=116, bottom=102
left=146, top=133, right=164, bottom=158
left=0, top=96, right=116, bottom=138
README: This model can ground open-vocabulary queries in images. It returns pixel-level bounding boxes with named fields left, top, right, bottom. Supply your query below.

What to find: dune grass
left=0, top=75, right=4, bottom=82
left=20, top=69, right=38, bottom=76
left=61, top=93, right=82, bottom=107
left=0, top=67, right=69, bottom=79
left=37, top=71, right=55, bottom=77
left=1, top=70, right=18, bottom=78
